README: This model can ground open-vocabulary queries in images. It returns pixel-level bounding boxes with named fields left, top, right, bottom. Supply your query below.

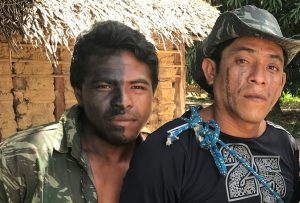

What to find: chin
left=108, top=133, right=137, bottom=146
left=105, top=136, right=129, bottom=146
left=240, top=112, right=267, bottom=124
left=238, top=104, right=270, bottom=121
left=122, top=133, right=139, bottom=143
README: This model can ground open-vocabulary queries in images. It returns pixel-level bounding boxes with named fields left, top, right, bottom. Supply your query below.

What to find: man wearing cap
left=119, top=5, right=300, bottom=203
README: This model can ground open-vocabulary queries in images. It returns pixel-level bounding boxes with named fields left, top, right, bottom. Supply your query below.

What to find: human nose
left=122, top=87, right=133, bottom=109
left=111, top=87, right=133, bottom=113
left=248, top=63, right=266, bottom=85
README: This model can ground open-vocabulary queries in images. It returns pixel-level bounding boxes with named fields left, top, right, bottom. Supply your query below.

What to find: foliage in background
left=280, top=91, right=300, bottom=103
left=186, top=0, right=300, bottom=96
left=186, top=41, right=202, bottom=84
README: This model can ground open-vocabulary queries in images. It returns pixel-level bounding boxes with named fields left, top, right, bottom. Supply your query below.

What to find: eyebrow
left=130, top=79, right=151, bottom=86
left=90, top=78, right=112, bottom=83
left=232, top=46, right=254, bottom=53
left=231, top=46, right=284, bottom=63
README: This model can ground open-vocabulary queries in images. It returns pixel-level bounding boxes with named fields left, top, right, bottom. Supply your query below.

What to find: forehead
left=84, top=51, right=150, bottom=79
left=225, top=36, right=284, bottom=57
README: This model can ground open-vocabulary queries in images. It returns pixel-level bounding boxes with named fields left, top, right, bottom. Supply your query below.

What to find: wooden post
left=174, top=44, right=186, bottom=117
left=53, top=54, right=65, bottom=121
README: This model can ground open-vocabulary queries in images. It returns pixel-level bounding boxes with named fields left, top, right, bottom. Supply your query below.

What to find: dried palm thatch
left=0, top=0, right=219, bottom=61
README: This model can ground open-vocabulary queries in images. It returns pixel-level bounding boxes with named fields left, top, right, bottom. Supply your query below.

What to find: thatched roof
left=0, top=0, right=219, bottom=60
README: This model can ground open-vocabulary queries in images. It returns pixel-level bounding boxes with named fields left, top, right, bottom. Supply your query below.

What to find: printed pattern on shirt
left=220, top=143, right=286, bottom=202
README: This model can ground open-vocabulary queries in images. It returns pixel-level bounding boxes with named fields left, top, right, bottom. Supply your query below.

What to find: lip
left=111, top=115, right=137, bottom=126
left=243, top=93, right=267, bottom=102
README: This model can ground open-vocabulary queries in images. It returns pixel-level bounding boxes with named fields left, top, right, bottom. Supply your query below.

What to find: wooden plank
left=0, top=74, right=70, bottom=78
left=158, top=50, right=181, bottom=54
left=174, top=44, right=186, bottom=117
left=53, top=65, right=65, bottom=121
left=159, top=64, right=182, bottom=68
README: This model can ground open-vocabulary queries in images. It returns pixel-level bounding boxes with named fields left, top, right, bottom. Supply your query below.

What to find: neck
left=200, top=104, right=266, bottom=138
left=81, top=133, right=136, bottom=164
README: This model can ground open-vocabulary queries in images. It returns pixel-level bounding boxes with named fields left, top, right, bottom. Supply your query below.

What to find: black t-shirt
left=120, top=114, right=300, bottom=203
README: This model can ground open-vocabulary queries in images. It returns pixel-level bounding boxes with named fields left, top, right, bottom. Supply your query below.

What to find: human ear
left=74, top=87, right=83, bottom=105
left=273, top=72, right=286, bottom=103
left=202, top=58, right=217, bottom=85
left=281, top=72, right=286, bottom=89
left=277, top=72, right=286, bottom=98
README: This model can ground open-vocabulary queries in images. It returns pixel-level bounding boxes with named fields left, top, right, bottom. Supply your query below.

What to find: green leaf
left=277, top=0, right=282, bottom=7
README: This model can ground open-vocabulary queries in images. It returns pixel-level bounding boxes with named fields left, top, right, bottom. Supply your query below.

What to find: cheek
left=84, top=92, right=112, bottom=113
left=237, top=67, right=248, bottom=93
left=216, top=67, right=246, bottom=106
left=225, top=68, right=240, bottom=105
left=218, top=67, right=240, bottom=98
left=137, top=94, right=153, bottom=116
left=268, top=76, right=284, bottom=101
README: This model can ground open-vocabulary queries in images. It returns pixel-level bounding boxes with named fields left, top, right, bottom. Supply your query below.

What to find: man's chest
left=182, top=142, right=294, bottom=203
left=39, top=152, right=97, bottom=203
left=89, top=160, right=129, bottom=203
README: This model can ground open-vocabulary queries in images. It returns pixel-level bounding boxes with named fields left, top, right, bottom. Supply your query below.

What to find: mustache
left=107, top=105, right=138, bottom=119
left=111, top=104, right=125, bottom=115
left=107, top=111, right=138, bottom=123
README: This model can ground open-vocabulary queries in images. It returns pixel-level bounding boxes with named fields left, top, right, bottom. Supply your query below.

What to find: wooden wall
left=0, top=40, right=185, bottom=141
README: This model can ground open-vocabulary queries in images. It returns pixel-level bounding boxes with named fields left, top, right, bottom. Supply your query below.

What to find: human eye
left=130, top=83, right=151, bottom=94
left=131, top=85, right=146, bottom=90
left=95, top=82, right=112, bottom=90
left=267, top=64, right=280, bottom=72
left=130, top=79, right=151, bottom=93
left=236, top=57, right=249, bottom=65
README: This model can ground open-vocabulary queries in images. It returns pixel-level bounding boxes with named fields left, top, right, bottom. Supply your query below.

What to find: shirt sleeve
left=120, top=125, right=188, bottom=203
left=0, top=147, right=23, bottom=203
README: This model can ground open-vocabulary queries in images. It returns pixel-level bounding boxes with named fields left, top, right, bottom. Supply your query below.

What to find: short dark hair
left=70, top=20, right=159, bottom=91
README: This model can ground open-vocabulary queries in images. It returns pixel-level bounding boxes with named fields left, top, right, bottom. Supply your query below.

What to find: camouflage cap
left=192, top=5, right=300, bottom=94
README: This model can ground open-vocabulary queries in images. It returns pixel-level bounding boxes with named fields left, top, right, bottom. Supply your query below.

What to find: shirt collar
left=53, top=105, right=82, bottom=155
left=54, top=105, right=146, bottom=154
